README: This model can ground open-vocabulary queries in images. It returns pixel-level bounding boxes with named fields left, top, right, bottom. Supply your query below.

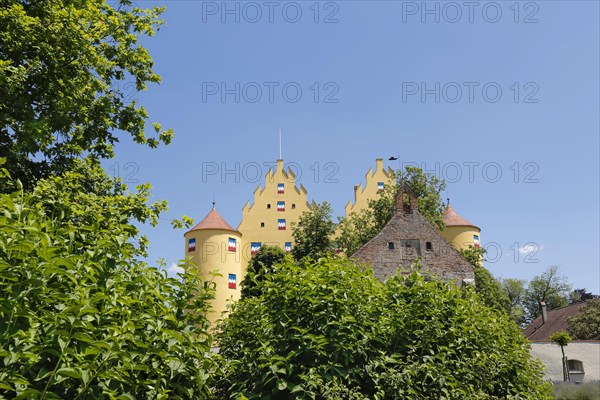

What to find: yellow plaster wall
left=344, top=158, right=394, bottom=217
left=237, top=159, right=312, bottom=272
left=184, top=229, right=242, bottom=326
left=441, top=226, right=481, bottom=252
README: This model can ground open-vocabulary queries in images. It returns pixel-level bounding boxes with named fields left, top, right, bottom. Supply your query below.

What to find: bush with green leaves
left=216, top=258, right=385, bottom=399
left=0, top=164, right=217, bottom=398
left=240, top=245, right=287, bottom=299
left=216, top=257, right=552, bottom=399
left=374, top=273, right=551, bottom=399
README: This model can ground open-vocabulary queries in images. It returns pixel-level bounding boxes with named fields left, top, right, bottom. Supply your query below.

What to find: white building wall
left=530, top=342, right=600, bottom=382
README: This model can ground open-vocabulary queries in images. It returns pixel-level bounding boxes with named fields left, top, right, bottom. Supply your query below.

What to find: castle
left=184, top=158, right=481, bottom=324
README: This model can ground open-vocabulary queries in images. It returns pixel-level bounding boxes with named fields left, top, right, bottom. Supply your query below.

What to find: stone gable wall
left=352, top=187, right=474, bottom=285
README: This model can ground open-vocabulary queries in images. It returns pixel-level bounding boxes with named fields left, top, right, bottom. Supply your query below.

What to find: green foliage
left=0, top=170, right=217, bottom=398
left=501, top=278, right=528, bottom=326
left=291, top=202, right=336, bottom=262
left=569, top=289, right=598, bottom=304
left=567, top=299, right=600, bottom=340
left=241, top=245, right=287, bottom=299
left=458, top=246, right=511, bottom=314
left=553, top=381, right=600, bottom=400
left=0, top=0, right=172, bottom=190
left=28, top=158, right=167, bottom=258
left=216, top=257, right=384, bottom=399
left=524, top=266, right=572, bottom=323
left=337, top=166, right=446, bottom=255
left=396, top=166, right=447, bottom=230
left=551, top=331, right=572, bottom=350
left=216, top=258, right=551, bottom=399
left=372, top=272, right=550, bottom=399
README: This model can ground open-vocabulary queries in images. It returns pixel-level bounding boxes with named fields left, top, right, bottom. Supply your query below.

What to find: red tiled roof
left=524, top=302, right=586, bottom=341
left=443, top=205, right=479, bottom=229
left=187, top=208, right=239, bottom=234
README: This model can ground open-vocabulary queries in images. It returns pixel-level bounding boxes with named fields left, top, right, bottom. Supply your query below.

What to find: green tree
left=0, top=165, right=217, bottom=398
left=524, top=266, right=572, bottom=323
left=0, top=0, right=172, bottom=190
left=569, top=288, right=598, bottom=304
left=458, top=245, right=510, bottom=314
left=550, top=331, right=572, bottom=382
left=291, top=201, right=336, bottom=262
left=241, top=245, right=287, bottom=299
left=567, top=299, right=600, bottom=340
left=501, top=277, right=528, bottom=326
left=216, top=257, right=384, bottom=399
left=396, top=166, right=447, bottom=230
left=376, top=271, right=550, bottom=399
left=337, top=166, right=447, bottom=255
left=216, top=257, right=551, bottom=399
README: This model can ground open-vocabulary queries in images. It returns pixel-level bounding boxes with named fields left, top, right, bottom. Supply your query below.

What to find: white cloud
left=518, top=243, right=543, bottom=255
left=167, top=262, right=184, bottom=276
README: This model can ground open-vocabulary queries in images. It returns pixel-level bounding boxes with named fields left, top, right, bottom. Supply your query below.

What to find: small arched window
left=568, top=359, right=584, bottom=373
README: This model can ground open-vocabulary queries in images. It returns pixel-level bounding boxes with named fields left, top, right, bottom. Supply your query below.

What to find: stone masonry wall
left=352, top=186, right=474, bottom=285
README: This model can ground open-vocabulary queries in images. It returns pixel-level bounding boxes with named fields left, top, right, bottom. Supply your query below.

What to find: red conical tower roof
left=187, top=207, right=240, bottom=234
left=443, top=205, right=479, bottom=230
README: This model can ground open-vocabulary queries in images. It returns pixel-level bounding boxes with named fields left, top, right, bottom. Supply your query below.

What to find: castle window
left=228, top=237, right=237, bottom=252
left=278, top=219, right=286, bottom=230
left=228, top=274, right=237, bottom=289
left=291, top=203, right=296, bottom=209
left=187, top=238, right=196, bottom=252
left=260, top=222, right=265, bottom=228
left=277, top=201, right=285, bottom=211
left=426, top=242, right=433, bottom=251
left=377, top=182, right=384, bottom=192
left=267, top=204, right=271, bottom=209
left=251, top=242, right=261, bottom=255
left=388, top=242, right=395, bottom=250
left=277, top=183, right=284, bottom=194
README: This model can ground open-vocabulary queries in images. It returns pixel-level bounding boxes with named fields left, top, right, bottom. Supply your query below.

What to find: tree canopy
left=567, top=299, right=600, bottom=340
left=522, top=266, right=572, bottom=323
left=241, top=245, right=287, bottom=299
left=216, top=257, right=551, bottom=399
left=458, top=245, right=510, bottom=314
left=0, top=163, right=216, bottom=398
left=291, top=201, right=336, bottom=262
left=0, top=0, right=173, bottom=190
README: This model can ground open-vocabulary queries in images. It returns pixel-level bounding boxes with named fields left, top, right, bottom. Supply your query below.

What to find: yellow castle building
left=344, top=158, right=395, bottom=217
left=237, top=159, right=313, bottom=263
left=185, top=158, right=481, bottom=323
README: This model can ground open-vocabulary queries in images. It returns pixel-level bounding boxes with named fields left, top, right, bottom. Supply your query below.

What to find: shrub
left=216, top=258, right=552, bottom=399
left=0, top=166, right=217, bottom=398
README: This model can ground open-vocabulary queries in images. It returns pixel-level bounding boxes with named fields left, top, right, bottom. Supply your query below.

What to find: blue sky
left=107, top=1, right=599, bottom=292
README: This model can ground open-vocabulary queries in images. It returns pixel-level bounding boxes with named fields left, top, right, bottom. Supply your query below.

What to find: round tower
left=441, top=205, right=481, bottom=252
left=184, top=205, right=242, bottom=325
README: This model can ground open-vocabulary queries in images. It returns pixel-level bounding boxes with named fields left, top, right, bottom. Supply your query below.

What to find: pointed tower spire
left=278, top=129, right=282, bottom=160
